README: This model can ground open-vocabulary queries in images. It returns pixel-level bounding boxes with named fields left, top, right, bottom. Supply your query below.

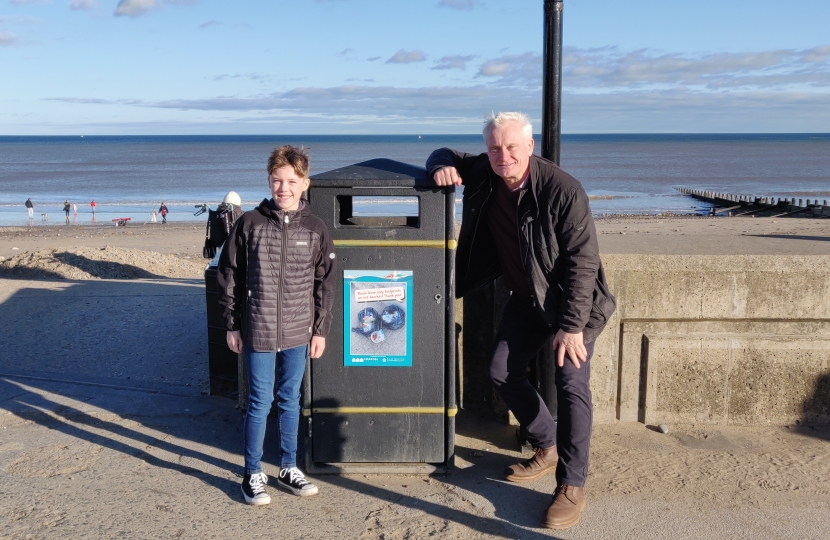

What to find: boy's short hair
left=267, top=145, right=310, bottom=178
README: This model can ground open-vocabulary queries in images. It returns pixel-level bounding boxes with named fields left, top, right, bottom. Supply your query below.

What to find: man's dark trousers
left=489, top=294, right=594, bottom=487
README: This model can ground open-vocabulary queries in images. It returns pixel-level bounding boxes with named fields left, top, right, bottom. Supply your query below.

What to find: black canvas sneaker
left=241, top=472, right=270, bottom=505
left=276, top=467, right=319, bottom=497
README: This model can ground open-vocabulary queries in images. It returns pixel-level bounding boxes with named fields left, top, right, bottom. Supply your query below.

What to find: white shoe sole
left=277, top=481, right=319, bottom=497
left=241, top=486, right=271, bottom=506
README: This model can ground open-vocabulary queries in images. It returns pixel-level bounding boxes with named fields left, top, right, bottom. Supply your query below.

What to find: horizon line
left=1, top=132, right=829, bottom=138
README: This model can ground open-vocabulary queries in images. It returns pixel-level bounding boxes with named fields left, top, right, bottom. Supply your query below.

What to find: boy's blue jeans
left=243, top=343, right=308, bottom=474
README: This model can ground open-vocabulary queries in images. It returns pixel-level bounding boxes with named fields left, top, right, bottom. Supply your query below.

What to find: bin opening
left=337, top=195, right=420, bottom=228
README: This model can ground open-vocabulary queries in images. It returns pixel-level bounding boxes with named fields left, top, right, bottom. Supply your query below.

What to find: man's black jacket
left=427, top=149, right=615, bottom=343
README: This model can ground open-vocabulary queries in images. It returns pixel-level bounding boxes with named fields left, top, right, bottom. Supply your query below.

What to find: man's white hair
left=482, top=111, right=533, bottom=141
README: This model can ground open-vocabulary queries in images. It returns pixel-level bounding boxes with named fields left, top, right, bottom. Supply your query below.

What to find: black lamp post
left=542, top=0, right=564, bottom=165
left=535, top=0, right=565, bottom=430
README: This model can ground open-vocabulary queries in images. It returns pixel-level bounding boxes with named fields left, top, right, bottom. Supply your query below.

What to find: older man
left=427, top=112, right=615, bottom=530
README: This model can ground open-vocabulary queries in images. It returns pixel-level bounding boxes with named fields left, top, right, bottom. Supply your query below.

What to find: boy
left=217, top=145, right=336, bottom=505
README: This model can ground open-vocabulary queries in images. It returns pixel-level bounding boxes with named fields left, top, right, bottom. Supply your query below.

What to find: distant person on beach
left=64, top=200, right=71, bottom=221
left=217, top=145, right=335, bottom=505
left=73, top=203, right=77, bottom=216
left=90, top=200, right=96, bottom=216
left=158, top=202, right=168, bottom=224
left=427, top=112, right=615, bottom=530
left=151, top=210, right=157, bottom=223
left=25, top=198, right=34, bottom=219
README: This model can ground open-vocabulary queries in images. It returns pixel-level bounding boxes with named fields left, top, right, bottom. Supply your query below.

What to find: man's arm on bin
left=553, top=186, right=601, bottom=369
left=217, top=220, right=247, bottom=353
left=426, top=148, right=483, bottom=186
left=310, top=222, right=337, bottom=358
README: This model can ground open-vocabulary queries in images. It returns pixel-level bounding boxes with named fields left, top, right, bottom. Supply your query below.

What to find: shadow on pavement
left=0, top=376, right=243, bottom=502
left=0, top=276, right=567, bottom=536
left=745, top=234, right=830, bottom=242
left=797, top=371, right=830, bottom=441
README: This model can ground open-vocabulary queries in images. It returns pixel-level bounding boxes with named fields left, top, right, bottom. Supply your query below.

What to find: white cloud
left=41, top=84, right=830, bottom=133
left=386, top=49, right=426, bottom=64
left=561, top=46, right=830, bottom=91
left=437, top=0, right=482, bottom=10
left=45, top=97, right=143, bottom=105
left=212, top=73, right=268, bottom=82
left=69, top=0, right=96, bottom=10
left=0, top=31, right=18, bottom=45
left=114, top=0, right=156, bottom=17
left=561, top=90, right=830, bottom=133
left=113, top=0, right=195, bottom=17
left=38, top=45, right=830, bottom=133
left=478, top=53, right=541, bottom=86
left=433, top=54, right=475, bottom=71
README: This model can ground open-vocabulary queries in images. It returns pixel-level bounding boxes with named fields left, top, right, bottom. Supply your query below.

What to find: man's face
left=485, top=121, right=534, bottom=184
left=269, top=165, right=310, bottom=211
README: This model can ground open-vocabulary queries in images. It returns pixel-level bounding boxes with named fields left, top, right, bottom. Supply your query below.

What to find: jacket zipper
left=277, top=211, right=288, bottom=351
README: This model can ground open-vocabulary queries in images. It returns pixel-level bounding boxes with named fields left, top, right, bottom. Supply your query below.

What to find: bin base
left=209, top=374, right=238, bottom=399
left=305, top=462, right=451, bottom=475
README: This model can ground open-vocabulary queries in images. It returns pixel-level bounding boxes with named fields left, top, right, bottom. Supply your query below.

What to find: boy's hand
left=309, top=336, right=326, bottom=358
left=226, top=330, right=243, bottom=354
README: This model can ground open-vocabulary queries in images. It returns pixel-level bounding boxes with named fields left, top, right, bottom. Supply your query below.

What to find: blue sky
left=1, top=0, right=829, bottom=134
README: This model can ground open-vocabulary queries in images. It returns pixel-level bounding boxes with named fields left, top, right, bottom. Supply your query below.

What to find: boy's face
left=269, top=165, right=310, bottom=212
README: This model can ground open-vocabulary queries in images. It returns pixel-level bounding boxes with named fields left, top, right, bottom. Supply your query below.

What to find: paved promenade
left=2, top=276, right=829, bottom=539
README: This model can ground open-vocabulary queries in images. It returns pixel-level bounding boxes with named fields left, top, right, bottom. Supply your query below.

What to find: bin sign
left=343, top=270, right=413, bottom=367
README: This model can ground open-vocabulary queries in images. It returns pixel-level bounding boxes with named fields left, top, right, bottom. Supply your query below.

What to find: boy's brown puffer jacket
left=217, top=199, right=336, bottom=352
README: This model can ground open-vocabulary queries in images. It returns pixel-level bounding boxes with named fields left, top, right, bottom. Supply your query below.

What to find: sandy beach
left=1, top=215, right=829, bottom=538
left=2, top=215, right=828, bottom=277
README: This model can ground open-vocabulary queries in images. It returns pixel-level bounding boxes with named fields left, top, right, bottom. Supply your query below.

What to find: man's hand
left=433, top=166, right=463, bottom=186
left=552, top=329, right=587, bottom=369
left=226, top=330, right=243, bottom=354
left=309, top=336, right=326, bottom=358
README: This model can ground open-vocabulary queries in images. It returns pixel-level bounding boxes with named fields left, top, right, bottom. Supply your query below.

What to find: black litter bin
left=303, top=158, right=456, bottom=474
left=204, top=249, right=240, bottom=398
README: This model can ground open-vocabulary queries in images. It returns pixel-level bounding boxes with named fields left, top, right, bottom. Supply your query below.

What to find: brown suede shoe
left=543, top=485, right=585, bottom=530
left=503, top=445, right=558, bottom=482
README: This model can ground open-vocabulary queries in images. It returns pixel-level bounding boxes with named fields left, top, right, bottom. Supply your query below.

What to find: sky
left=1, top=0, right=829, bottom=134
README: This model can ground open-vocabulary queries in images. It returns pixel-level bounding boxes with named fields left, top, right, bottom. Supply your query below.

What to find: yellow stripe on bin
left=333, top=239, right=456, bottom=249
left=301, top=406, right=457, bottom=416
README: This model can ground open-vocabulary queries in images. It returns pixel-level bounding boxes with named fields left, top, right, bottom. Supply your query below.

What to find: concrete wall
left=589, top=255, right=830, bottom=426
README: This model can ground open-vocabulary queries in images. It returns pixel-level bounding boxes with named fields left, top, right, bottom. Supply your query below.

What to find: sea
left=1, top=134, right=829, bottom=226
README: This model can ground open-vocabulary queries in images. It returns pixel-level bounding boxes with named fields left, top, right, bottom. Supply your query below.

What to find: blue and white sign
left=343, top=270, right=413, bottom=367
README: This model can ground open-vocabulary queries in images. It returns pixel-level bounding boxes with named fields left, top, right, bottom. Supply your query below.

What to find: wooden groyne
left=677, top=188, right=830, bottom=218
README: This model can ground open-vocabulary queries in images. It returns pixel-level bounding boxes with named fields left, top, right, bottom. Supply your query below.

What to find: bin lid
left=310, top=158, right=431, bottom=187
